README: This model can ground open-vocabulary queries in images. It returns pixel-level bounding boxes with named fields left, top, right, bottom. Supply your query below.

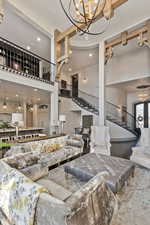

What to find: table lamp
left=11, top=113, right=24, bottom=139
left=59, top=115, right=66, bottom=134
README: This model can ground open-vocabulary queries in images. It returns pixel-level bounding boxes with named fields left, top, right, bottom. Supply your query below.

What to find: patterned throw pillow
left=42, top=144, right=61, bottom=153
left=4, top=153, right=39, bottom=169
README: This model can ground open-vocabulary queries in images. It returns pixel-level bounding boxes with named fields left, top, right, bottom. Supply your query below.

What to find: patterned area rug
left=115, top=166, right=150, bottom=225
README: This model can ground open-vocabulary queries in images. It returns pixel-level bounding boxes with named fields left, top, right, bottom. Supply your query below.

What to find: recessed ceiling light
left=34, top=88, right=38, bottom=92
left=68, top=68, right=72, bottom=72
left=27, top=46, right=31, bottom=50
left=37, top=37, right=41, bottom=42
left=89, top=53, right=93, bottom=57
left=16, top=94, right=19, bottom=97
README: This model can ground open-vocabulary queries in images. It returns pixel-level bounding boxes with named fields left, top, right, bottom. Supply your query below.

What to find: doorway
left=72, top=74, right=78, bottom=97
left=134, top=101, right=150, bottom=128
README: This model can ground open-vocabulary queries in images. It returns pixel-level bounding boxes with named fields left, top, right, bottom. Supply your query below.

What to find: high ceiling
left=0, top=1, right=51, bottom=60
left=7, top=0, right=150, bottom=47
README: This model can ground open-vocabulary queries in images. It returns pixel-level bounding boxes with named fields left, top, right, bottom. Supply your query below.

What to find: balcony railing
left=0, top=36, right=55, bottom=85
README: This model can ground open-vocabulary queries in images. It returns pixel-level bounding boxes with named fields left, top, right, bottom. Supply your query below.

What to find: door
left=72, top=74, right=78, bottom=97
left=134, top=101, right=150, bottom=128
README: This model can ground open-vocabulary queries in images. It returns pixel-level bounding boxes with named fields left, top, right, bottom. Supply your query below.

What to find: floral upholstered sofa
left=3, top=135, right=84, bottom=181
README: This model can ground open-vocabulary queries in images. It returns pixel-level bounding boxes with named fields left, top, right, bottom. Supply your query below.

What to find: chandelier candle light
left=59, top=0, right=113, bottom=35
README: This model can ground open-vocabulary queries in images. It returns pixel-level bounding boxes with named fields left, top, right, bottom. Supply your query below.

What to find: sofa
left=0, top=157, right=118, bottom=225
left=3, top=135, right=84, bottom=181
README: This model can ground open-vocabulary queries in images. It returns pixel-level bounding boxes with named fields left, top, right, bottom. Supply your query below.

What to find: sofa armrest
left=65, top=172, right=118, bottom=225
left=35, top=193, right=70, bottom=225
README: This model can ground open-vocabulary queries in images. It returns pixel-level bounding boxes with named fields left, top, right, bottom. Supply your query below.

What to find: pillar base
left=90, top=126, right=111, bottom=155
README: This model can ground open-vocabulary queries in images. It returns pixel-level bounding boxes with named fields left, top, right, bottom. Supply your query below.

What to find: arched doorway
left=134, top=101, right=150, bottom=128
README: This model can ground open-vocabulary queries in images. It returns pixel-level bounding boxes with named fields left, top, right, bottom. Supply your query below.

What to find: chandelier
left=59, top=0, right=111, bottom=36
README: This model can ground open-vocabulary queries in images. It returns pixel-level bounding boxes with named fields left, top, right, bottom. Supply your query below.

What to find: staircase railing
left=0, top=36, right=55, bottom=84
left=106, top=101, right=141, bottom=136
left=59, top=82, right=99, bottom=110
left=78, top=89, right=99, bottom=110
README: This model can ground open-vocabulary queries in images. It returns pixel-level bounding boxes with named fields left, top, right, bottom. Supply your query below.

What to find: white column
left=90, top=41, right=110, bottom=155
left=50, top=82, right=59, bottom=134
left=33, top=104, right=38, bottom=127
left=23, top=103, right=27, bottom=128
left=51, top=34, right=56, bottom=82
left=99, top=41, right=105, bottom=126
left=39, top=61, right=43, bottom=79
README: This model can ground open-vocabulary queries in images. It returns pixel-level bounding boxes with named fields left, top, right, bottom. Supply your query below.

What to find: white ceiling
left=7, top=0, right=150, bottom=47
left=0, top=1, right=51, bottom=60
left=0, top=80, right=50, bottom=105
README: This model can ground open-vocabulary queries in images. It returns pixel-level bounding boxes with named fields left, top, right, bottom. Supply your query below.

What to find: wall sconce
left=83, top=71, right=88, bottom=83
left=83, top=76, right=88, bottom=83
left=18, top=103, right=22, bottom=111
left=3, top=101, right=7, bottom=109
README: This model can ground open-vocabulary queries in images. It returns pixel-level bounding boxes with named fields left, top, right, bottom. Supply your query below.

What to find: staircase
left=72, top=96, right=99, bottom=115
left=59, top=84, right=141, bottom=138
left=72, top=95, right=140, bottom=137
left=106, top=101, right=141, bottom=138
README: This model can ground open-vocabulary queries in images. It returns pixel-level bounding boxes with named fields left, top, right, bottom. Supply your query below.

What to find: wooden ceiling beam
left=105, top=25, right=148, bottom=49
left=56, top=0, right=128, bottom=43
left=147, top=20, right=150, bottom=45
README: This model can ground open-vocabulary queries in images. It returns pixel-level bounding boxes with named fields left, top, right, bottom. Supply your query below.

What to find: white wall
left=106, top=120, right=136, bottom=139
left=38, top=108, right=50, bottom=134
left=106, top=87, right=126, bottom=106
left=78, top=64, right=99, bottom=98
left=62, top=64, right=99, bottom=98
left=59, top=97, right=81, bottom=134
left=105, top=39, right=150, bottom=85
left=0, top=2, right=51, bottom=60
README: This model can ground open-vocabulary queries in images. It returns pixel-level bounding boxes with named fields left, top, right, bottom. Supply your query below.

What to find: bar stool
left=1, top=137, right=10, bottom=142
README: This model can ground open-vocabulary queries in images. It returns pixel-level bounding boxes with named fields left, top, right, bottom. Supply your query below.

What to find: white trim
left=105, top=74, right=150, bottom=87
left=0, top=69, right=55, bottom=92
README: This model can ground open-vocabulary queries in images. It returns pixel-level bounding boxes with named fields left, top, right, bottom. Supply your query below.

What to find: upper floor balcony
left=0, top=36, right=55, bottom=85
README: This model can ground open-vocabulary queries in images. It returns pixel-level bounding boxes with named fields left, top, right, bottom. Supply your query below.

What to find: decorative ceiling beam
left=147, top=20, right=150, bottom=45
left=56, top=0, right=128, bottom=43
left=105, top=25, right=148, bottom=49
left=121, top=31, right=128, bottom=45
